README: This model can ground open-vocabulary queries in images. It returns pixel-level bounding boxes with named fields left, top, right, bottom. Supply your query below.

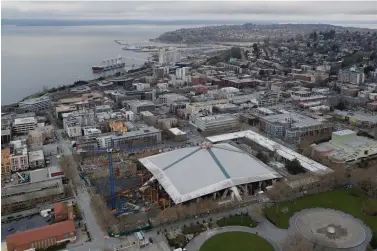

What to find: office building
left=259, top=112, right=333, bottom=143
left=124, top=100, right=156, bottom=114
left=12, top=117, right=37, bottom=135
left=18, top=96, right=51, bottom=113
left=194, top=114, right=240, bottom=136
left=158, top=93, right=189, bottom=106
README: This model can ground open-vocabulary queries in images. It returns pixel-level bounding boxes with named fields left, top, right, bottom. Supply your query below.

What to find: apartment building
left=259, top=112, right=333, bottom=143
left=12, top=117, right=37, bottom=135
left=10, top=140, right=29, bottom=172
left=159, top=48, right=181, bottom=65
left=1, top=148, right=11, bottom=179
left=97, top=126, right=161, bottom=149
left=63, top=116, right=81, bottom=138
left=338, top=69, right=365, bottom=85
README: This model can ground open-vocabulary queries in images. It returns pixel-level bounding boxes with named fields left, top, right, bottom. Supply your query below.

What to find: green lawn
left=199, top=232, right=274, bottom=251
left=216, top=215, right=257, bottom=227
left=264, top=188, right=377, bottom=233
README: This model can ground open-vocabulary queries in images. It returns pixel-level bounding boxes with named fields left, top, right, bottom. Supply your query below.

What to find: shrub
left=363, top=199, right=377, bottom=216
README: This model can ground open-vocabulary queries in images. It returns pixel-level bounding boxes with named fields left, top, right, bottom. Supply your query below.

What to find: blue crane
left=76, top=142, right=193, bottom=210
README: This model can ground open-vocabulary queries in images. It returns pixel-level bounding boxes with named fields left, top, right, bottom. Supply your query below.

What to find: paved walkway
left=185, top=223, right=285, bottom=251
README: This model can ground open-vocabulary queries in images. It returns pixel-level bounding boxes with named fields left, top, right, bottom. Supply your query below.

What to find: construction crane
left=76, top=142, right=192, bottom=210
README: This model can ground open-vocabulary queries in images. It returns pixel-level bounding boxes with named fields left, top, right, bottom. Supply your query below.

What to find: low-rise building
left=124, top=100, right=156, bottom=114
left=259, top=112, right=333, bottom=143
left=187, top=99, right=229, bottom=116
left=194, top=114, right=240, bottom=136
left=312, top=130, right=377, bottom=164
left=12, top=117, right=37, bottom=135
left=6, top=221, right=76, bottom=251
left=28, top=150, right=45, bottom=169
left=333, top=110, right=377, bottom=128
left=2, top=171, right=65, bottom=213
left=109, top=121, right=128, bottom=133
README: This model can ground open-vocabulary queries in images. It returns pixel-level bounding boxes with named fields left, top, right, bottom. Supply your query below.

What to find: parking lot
left=1, top=215, right=49, bottom=241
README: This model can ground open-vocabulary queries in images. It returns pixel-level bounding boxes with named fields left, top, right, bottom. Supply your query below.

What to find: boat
left=123, top=45, right=141, bottom=51
left=92, top=56, right=126, bottom=73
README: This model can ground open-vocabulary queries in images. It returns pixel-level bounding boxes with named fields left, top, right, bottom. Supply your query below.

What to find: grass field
left=199, top=232, right=274, bottom=251
left=216, top=215, right=257, bottom=227
left=264, top=188, right=377, bottom=233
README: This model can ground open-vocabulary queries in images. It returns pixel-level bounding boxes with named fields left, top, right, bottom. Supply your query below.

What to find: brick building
left=6, top=221, right=76, bottom=251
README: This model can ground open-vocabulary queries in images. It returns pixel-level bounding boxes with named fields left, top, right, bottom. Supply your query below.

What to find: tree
left=335, top=101, right=346, bottom=110
left=285, top=159, right=306, bottom=175
left=281, top=233, right=314, bottom=251
left=364, top=65, right=375, bottom=75
left=256, top=151, right=269, bottom=164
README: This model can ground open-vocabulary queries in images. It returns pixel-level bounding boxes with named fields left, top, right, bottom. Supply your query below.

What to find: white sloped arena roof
left=139, top=143, right=280, bottom=204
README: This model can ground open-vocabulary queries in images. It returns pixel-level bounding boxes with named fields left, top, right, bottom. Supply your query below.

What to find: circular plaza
left=294, top=209, right=371, bottom=250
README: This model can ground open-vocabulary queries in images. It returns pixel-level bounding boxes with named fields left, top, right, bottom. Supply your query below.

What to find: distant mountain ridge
left=155, top=23, right=376, bottom=43
left=1, top=19, right=268, bottom=26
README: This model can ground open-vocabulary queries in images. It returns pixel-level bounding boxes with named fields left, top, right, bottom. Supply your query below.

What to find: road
left=55, top=128, right=122, bottom=251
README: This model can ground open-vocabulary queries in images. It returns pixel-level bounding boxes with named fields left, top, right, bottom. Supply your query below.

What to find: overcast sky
left=2, top=1, right=377, bottom=23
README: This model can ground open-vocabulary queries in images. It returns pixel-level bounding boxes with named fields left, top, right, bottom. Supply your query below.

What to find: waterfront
left=1, top=25, right=193, bottom=105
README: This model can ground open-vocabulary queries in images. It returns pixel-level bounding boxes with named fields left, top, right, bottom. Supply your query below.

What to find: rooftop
left=206, top=130, right=332, bottom=174
left=6, top=221, right=75, bottom=251
left=139, top=143, right=280, bottom=204
left=13, top=117, right=36, bottom=125
left=169, top=128, right=186, bottom=136
left=28, top=150, right=44, bottom=162
left=126, top=100, right=155, bottom=107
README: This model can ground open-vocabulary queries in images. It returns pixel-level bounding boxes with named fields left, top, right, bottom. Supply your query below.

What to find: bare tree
left=250, top=204, right=264, bottom=223
left=281, top=233, right=314, bottom=251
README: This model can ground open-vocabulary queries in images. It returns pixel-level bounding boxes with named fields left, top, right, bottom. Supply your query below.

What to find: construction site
left=76, top=139, right=281, bottom=236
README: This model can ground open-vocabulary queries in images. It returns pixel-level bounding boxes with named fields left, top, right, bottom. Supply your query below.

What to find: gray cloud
left=2, top=1, right=377, bottom=21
